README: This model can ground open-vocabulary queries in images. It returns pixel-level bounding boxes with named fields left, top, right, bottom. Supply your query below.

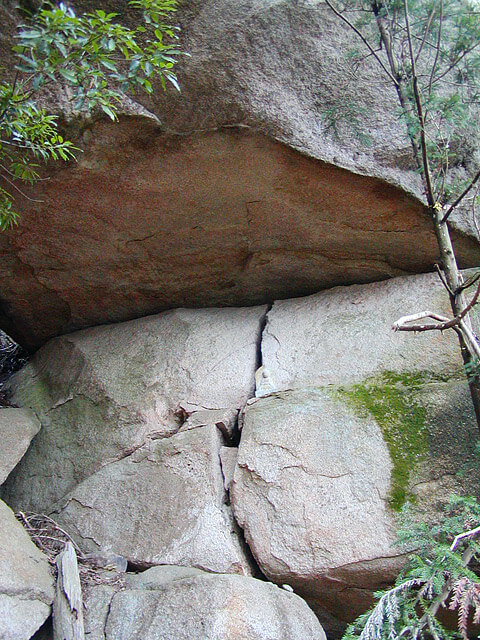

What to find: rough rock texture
left=180, top=407, right=239, bottom=440
left=51, top=424, right=252, bottom=574
left=231, top=381, right=480, bottom=632
left=2, top=305, right=265, bottom=511
left=261, top=272, right=471, bottom=391
left=1, top=0, right=480, bottom=349
left=0, top=408, right=40, bottom=485
left=232, top=389, right=403, bottom=624
left=0, top=499, right=54, bottom=640
left=83, top=565, right=326, bottom=640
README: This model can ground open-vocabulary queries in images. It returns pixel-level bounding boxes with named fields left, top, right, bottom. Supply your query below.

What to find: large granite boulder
left=83, top=565, right=326, bottom=640
left=0, top=500, right=54, bottom=640
left=51, top=424, right=252, bottom=574
left=1, top=1, right=479, bottom=349
left=230, top=272, right=480, bottom=634
left=231, top=380, right=479, bottom=632
left=0, top=408, right=40, bottom=485
left=2, top=305, right=265, bottom=511
left=260, top=271, right=471, bottom=390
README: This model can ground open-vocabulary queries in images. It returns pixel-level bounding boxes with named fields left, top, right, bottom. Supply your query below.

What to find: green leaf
left=100, top=103, right=117, bottom=120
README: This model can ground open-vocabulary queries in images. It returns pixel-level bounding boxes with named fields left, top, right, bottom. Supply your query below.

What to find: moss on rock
left=336, top=371, right=439, bottom=511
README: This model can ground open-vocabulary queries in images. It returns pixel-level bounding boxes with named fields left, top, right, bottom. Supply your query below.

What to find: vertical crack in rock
left=103, top=592, right=115, bottom=640
left=221, top=307, right=274, bottom=581
left=255, top=303, right=272, bottom=373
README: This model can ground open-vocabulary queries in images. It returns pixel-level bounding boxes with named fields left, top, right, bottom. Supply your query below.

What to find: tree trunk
left=431, top=206, right=480, bottom=432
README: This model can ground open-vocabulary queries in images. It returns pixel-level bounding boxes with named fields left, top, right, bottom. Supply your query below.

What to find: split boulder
left=2, top=305, right=266, bottom=512
left=0, top=408, right=40, bottom=485
left=51, top=424, right=251, bottom=574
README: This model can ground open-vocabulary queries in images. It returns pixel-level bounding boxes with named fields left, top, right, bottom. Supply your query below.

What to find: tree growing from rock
left=0, top=0, right=180, bottom=229
left=323, top=0, right=480, bottom=431
left=320, top=2, right=480, bottom=637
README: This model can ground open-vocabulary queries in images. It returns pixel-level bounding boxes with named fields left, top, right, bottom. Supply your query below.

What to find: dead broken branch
left=392, top=279, right=480, bottom=360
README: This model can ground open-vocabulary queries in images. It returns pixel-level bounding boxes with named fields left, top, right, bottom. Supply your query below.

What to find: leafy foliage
left=343, top=496, right=480, bottom=640
left=0, top=0, right=181, bottom=228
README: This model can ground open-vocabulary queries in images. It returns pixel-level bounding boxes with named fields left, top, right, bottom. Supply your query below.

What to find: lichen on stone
left=335, top=371, right=443, bottom=511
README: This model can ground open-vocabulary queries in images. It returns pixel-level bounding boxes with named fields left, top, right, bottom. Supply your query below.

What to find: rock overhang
left=1, top=118, right=480, bottom=351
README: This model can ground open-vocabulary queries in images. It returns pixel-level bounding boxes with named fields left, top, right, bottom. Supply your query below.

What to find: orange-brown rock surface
left=2, top=119, right=479, bottom=350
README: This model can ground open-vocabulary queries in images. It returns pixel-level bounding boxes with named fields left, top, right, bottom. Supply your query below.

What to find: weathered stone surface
left=0, top=499, right=54, bottom=640
left=179, top=407, right=238, bottom=440
left=51, top=424, right=252, bottom=574
left=231, top=389, right=402, bottom=621
left=2, top=306, right=265, bottom=511
left=0, top=408, right=40, bottom=485
left=1, top=0, right=480, bottom=349
left=261, top=272, right=473, bottom=391
left=220, top=446, right=238, bottom=492
left=231, top=382, right=479, bottom=630
left=84, top=565, right=326, bottom=640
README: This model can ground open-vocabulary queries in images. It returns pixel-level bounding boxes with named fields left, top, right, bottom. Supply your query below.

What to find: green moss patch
left=336, top=371, right=432, bottom=511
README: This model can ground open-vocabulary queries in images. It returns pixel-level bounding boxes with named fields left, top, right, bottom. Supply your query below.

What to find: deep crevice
left=30, top=614, right=53, bottom=640
left=255, top=303, right=273, bottom=372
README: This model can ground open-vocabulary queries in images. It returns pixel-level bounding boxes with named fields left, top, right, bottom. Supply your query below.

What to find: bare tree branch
left=427, top=0, right=443, bottom=99
left=415, top=4, right=436, bottom=63
left=441, top=168, right=480, bottom=223
left=323, top=0, right=400, bottom=86
left=404, top=0, right=436, bottom=206
left=451, top=525, right=480, bottom=552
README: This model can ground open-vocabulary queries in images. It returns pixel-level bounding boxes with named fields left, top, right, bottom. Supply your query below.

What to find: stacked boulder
left=1, top=272, right=479, bottom=638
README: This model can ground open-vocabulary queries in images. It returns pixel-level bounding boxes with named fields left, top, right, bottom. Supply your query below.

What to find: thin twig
left=428, top=0, right=443, bottom=99
left=451, top=525, right=480, bottom=552
left=0, top=172, right=43, bottom=202
left=435, top=264, right=454, bottom=295
left=456, top=270, right=480, bottom=294
left=323, top=0, right=399, bottom=86
left=441, top=168, right=480, bottom=223
left=415, top=4, right=436, bottom=64
left=404, top=0, right=435, bottom=206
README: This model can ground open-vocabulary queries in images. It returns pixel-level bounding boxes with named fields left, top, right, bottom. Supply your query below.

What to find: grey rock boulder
left=231, top=389, right=403, bottom=622
left=231, top=381, right=479, bottom=629
left=261, top=272, right=470, bottom=391
left=0, top=499, right=54, bottom=640
left=3, top=306, right=265, bottom=511
left=83, top=565, right=326, bottom=640
left=179, top=407, right=239, bottom=441
left=52, top=424, right=251, bottom=574
left=0, top=408, right=40, bottom=485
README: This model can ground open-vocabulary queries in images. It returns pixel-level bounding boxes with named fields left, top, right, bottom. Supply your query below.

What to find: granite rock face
left=52, top=424, right=252, bottom=574
left=1, top=1, right=480, bottom=349
left=83, top=565, right=327, bottom=640
left=2, top=305, right=265, bottom=511
left=2, top=272, right=479, bottom=638
left=231, top=380, right=479, bottom=628
left=260, top=271, right=470, bottom=391
left=231, top=388, right=402, bottom=624
left=0, top=500, right=54, bottom=640
left=0, top=408, right=40, bottom=485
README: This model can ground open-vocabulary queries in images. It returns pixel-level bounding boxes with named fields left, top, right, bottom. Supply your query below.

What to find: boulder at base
left=0, top=500, right=54, bottom=640
left=83, top=565, right=326, bottom=640
left=234, top=272, right=480, bottom=634
left=260, top=272, right=470, bottom=391
left=2, top=305, right=266, bottom=512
